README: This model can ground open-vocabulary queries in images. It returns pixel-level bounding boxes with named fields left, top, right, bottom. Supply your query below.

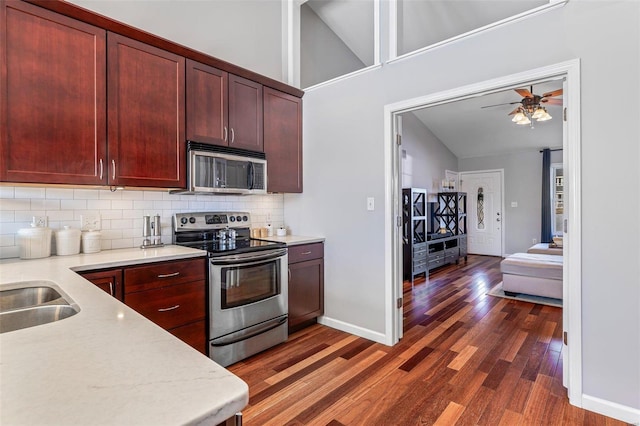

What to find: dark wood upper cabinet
left=1, top=0, right=107, bottom=185
left=263, top=88, right=303, bottom=193
left=228, top=74, right=263, bottom=152
left=186, top=59, right=228, bottom=146
left=107, top=32, right=185, bottom=188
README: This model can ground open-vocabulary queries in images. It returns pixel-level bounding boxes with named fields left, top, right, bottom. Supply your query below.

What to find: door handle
left=112, top=159, right=116, bottom=180
left=99, top=159, right=103, bottom=180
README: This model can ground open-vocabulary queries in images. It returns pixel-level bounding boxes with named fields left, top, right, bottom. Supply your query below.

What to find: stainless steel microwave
left=177, top=142, right=267, bottom=195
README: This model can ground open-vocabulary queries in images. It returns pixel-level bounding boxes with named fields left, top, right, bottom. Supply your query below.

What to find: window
left=393, top=0, right=564, bottom=59
left=298, top=0, right=379, bottom=89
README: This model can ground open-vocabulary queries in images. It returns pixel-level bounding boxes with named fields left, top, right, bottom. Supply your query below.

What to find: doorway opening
left=384, top=59, right=582, bottom=406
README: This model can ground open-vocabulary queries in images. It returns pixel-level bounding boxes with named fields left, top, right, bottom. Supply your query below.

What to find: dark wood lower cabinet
left=168, top=320, right=207, bottom=355
left=80, top=268, right=123, bottom=301
left=79, top=257, right=207, bottom=354
left=288, top=243, right=324, bottom=333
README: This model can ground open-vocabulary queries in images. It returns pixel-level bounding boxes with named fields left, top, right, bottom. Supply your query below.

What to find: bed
left=500, top=252, right=563, bottom=299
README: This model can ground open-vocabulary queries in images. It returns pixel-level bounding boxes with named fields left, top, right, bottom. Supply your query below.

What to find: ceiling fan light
left=512, top=111, right=525, bottom=122
left=532, top=107, right=545, bottom=119
left=538, top=110, right=552, bottom=121
left=516, top=116, right=531, bottom=125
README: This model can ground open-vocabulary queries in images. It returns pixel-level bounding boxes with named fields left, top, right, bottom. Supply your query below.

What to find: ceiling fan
left=482, top=86, right=563, bottom=126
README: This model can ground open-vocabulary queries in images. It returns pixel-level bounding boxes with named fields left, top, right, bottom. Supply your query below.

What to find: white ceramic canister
left=276, top=227, right=287, bottom=237
left=17, top=224, right=52, bottom=259
left=82, top=230, right=102, bottom=254
left=55, top=226, right=81, bottom=256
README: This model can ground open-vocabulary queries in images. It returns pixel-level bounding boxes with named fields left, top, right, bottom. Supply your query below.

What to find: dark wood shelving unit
left=402, top=188, right=427, bottom=283
left=427, top=192, right=467, bottom=271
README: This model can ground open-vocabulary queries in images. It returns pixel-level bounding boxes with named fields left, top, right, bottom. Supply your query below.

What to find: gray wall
left=33, top=0, right=640, bottom=415
left=401, top=112, right=458, bottom=195
left=300, top=3, right=365, bottom=88
left=285, top=0, right=640, bottom=412
left=66, top=0, right=284, bottom=82
left=459, top=149, right=563, bottom=254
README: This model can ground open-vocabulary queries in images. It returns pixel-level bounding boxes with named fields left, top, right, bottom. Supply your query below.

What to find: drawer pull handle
left=157, top=272, right=180, bottom=278
left=158, top=304, right=180, bottom=312
left=301, top=251, right=312, bottom=255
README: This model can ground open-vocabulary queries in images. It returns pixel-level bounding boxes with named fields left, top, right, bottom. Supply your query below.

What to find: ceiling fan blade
left=507, top=107, right=521, bottom=116
left=481, top=101, right=521, bottom=109
left=515, top=88, right=533, bottom=98
left=541, top=98, right=563, bottom=105
left=542, top=88, right=563, bottom=98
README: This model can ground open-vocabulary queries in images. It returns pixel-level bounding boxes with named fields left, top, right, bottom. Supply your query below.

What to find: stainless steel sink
left=0, top=286, right=65, bottom=310
left=0, top=305, right=79, bottom=333
left=0, top=282, right=79, bottom=333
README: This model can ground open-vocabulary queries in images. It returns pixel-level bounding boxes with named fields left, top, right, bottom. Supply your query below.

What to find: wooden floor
left=228, top=255, right=627, bottom=425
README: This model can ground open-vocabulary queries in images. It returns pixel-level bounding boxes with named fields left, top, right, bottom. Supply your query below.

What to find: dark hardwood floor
left=228, top=255, right=627, bottom=425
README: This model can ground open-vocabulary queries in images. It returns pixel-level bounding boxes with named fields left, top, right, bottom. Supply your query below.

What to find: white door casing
left=384, top=59, right=581, bottom=407
left=460, top=170, right=504, bottom=257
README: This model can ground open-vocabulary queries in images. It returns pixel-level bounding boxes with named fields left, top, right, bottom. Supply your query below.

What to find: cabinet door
left=228, top=74, right=263, bottom=152
left=107, top=32, right=185, bottom=188
left=186, top=59, right=228, bottom=146
left=263, top=88, right=303, bottom=193
left=80, top=269, right=123, bottom=301
left=289, top=258, right=324, bottom=329
left=1, top=1, right=107, bottom=185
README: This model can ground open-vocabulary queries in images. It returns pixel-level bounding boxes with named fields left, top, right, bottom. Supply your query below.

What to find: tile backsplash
left=0, top=186, right=284, bottom=259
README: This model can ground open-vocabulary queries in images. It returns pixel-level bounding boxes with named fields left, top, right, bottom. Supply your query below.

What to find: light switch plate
left=367, top=197, right=375, bottom=211
left=511, top=201, right=518, bottom=208
left=81, top=214, right=101, bottom=231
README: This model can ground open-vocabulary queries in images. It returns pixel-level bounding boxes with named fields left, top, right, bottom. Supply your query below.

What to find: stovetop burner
left=172, top=212, right=285, bottom=257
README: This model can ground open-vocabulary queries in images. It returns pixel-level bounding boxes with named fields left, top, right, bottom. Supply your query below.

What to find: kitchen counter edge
left=0, top=245, right=248, bottom=426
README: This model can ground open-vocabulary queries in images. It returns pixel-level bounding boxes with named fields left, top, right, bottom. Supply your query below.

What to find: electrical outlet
left=32, top=216, right=48, bottom=227
left=532, top=238, right=538, bottom=244
left=81, top=214, right=101, bottom=231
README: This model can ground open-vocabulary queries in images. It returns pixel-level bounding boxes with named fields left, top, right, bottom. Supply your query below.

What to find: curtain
left=541, top=148, right=552, bottom=243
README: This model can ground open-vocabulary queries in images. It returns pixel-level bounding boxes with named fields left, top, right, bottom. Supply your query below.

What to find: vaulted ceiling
left=410, top=80, right=564, bottom=159
left=305, top=0, right=561, bottom=159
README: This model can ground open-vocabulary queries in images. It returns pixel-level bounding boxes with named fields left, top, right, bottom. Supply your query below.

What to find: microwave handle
left=248, top=161, right=255, bottom=190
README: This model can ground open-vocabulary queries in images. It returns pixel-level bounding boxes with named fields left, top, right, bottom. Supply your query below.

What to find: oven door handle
left=210, top=248, right=287, bottom=265
left=210, top=316, right=287, bottom=347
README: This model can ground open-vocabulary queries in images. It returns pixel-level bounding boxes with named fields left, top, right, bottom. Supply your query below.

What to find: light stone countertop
left=257, top=234, right=325, bottom=246
left=0, top=246, right=248, bottom=426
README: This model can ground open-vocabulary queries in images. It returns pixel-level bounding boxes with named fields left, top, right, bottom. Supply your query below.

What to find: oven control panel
left=174, top=212, right=251, bottom=231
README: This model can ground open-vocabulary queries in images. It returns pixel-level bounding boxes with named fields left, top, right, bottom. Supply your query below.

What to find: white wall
left=401, top=112, right=457, bottom=195
left=0, top=187, right=283, bottom=259
left=459, top=149, right=563, bottom=254
left=285, top=0, right=640, bottom=414
left=66, top=0, right=285, bottom=82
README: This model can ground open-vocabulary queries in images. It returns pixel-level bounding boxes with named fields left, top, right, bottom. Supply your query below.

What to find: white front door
left=460, top=170, right=503, bottom=256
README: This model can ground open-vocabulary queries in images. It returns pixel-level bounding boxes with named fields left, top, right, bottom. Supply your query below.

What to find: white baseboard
left=317, top=316, right=388, bottom=345
left=582, top=394, right=640, bottom=424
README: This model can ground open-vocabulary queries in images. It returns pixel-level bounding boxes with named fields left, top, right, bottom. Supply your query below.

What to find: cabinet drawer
left=169, top=320, right=207, bottom=355
left=125, top=258, right=205, bottom=294
left=429, top=257, right=444, bottom=269
left=125, top=281, right=205, bottom=329
left=288, top=243, right=324, bottom=263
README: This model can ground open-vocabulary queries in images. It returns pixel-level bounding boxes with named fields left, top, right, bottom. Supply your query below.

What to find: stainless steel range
left=173, top=212, right=288, bottom=367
